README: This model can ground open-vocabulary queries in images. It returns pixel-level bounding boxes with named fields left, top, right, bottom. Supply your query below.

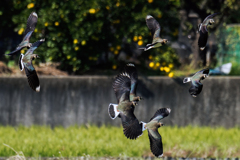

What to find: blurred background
left=1, top=0, right=240, bottom=158
left=1, top=0, right=240, bottom=76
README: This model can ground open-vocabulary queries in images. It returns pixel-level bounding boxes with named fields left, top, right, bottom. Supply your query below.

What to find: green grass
left=0, top=125, right=240, bottom=158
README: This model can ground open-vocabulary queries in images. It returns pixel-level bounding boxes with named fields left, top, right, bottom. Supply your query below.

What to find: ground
left=0, top=61, right=68, bottom=76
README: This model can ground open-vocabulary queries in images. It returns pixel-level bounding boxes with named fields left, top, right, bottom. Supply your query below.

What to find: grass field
left=0, top=125, right=240, bottom=158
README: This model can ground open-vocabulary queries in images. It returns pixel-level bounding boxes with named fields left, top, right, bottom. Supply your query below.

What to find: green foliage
left=216, top=25, right=240, bottom=75
left=0, top=125, right=240, bottom=158
left=3, top=0, right=180, bottom=74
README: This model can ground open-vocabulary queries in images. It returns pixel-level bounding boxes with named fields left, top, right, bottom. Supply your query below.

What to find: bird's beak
left=37, top=55, right=40, bottom=59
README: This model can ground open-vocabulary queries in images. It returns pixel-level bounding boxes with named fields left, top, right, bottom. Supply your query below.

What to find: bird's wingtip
left=32, top=12, right=38, bottom=18
left=36, top=86, right=40, bottom=92
left=200, top=47, right=205, bottom=51
left=167, top=108, right=171, bottom=113
left=146, top=15, right=153, bottom=19
left=126, top=63, right=135, bottom=67
left=158, top=154, right=163, bottom=158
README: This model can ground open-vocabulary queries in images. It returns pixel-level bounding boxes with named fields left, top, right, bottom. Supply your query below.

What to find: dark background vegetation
left=0, top=0, right=240, bottom=75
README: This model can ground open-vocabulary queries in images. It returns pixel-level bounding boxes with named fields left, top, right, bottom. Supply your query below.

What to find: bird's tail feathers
left=108, top=103, right=120, bottom=119
left=140, top=121, right=147, bottom=131
left=183, top=77, right=191, bottom=83
left=19, top=54, right=24, bottom=71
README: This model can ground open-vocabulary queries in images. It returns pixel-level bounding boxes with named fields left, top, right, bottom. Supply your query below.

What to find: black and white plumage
left=198, top=13, right=220, bottom=51
left=139, top=15, right=168, bottom=51
left=183, top=68, right=209, bottom=97
left=7, top=12, right=38, bottom=56
left=20, top=39, right=45, bottom=92
left=140, top=108, right=171, bottom=157
left=108, top=63, right=143, bottom=140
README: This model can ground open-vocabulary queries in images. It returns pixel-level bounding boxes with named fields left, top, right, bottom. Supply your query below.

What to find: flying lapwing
left=19, top=39, right=45, bottom=92
left=198, top=13, right=220, bottom=51
left=7, top=12, right=38, bottom=55
left=108, top=63, right=143, bottom=139
left=139, top=15, right=168, bottom=51
left=140, top=108, right=171, bottom=157
left=183, top=68, right=209, bottom=97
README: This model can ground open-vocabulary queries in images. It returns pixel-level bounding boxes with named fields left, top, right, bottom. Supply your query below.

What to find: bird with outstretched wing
left=7, top=12, right=38, bottom=55
left=139, top=15, right=168, bottom=51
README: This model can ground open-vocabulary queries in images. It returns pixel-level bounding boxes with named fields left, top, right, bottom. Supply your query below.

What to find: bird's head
left=162, top=39, right=168, bottom=44
left=209, top=19, right=215, bottom=25
left=158, top=122, right=164, bottom=127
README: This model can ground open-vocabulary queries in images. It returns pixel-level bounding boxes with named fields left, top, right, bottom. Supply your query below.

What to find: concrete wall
left=0, top=76, right=240, bottom=128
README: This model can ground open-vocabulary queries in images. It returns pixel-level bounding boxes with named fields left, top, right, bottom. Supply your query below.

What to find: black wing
left=23, top=12, right=38, bottom=39
left=24, top=67, right=40, bottom=92
left=6, top=47, right=23, bottom=56
left=189, top=83, right=203, bottom=97
left=148, top=129, right=163, bottom=157
left=120, top=111, right=142, bottom=140
left=198, top=29, right=208, bottom=48
left=202, top=13, right=220, bottom=24
left=124, top=63, right=138, bottom=95
left=31, top=38, right=45, bottom=48
left=146, top=15, right=161, bottom=38
left=150, top=108, right=171, bottom=121
left=112, top=72, right=131, bottom=103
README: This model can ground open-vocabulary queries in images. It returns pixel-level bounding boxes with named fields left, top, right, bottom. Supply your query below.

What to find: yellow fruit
left=149, top=62, right=154, bottom=68
left=133, top=36, right=138, bottom=42
left=89, top=8, right=96, bottom=14
left=55, top=22, right=59, bottom=26
left=148, top=0, right=153, bottom=3
left=112, top=65, right=117, bottom=70
left=81, top=40, right=86, bottom=46
left=138, top=40, right=143, bottom=46
left=114, top=50, right=119, bottom=55
left=73, top=39, right=78, bottom=44
left=27, top=3, right=34, bottom=9
left=18, top=28, right=24, bottom=35
left=168, top=72, right=174, bottom=78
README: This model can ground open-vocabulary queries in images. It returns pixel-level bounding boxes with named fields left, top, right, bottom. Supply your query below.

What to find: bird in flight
left=198, top=13, right=220, bottom=51
left=7, top=12, right=38, bottom=56
left=139, top=15, right=168, bottom=51
left=183, top=68, right=209, bottom=97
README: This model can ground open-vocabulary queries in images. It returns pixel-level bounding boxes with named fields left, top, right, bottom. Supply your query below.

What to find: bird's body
left=108, top=63, right=143, bottom=139
left=198, top=13, right=220, bottom=51
left=141, top=108, right=171, bottom=157
left=183, top=68, right=209, bottom=97
left=7, top=12, right=38, bottom=55
left=20, top=39, right=45, bottom=92
left=140, top=15, right=167, bottom=51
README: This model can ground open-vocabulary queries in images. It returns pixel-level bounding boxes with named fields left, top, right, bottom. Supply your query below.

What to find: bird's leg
left=132, top=101, right=137, bottom=106
left=132, top=96, right=143, bottom=102
left=28, top=43, right=32, bottom=48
